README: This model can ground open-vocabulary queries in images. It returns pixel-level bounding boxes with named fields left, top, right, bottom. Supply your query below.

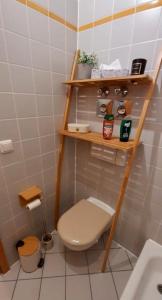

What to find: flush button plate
left=0, top=140, right=14, bottom=154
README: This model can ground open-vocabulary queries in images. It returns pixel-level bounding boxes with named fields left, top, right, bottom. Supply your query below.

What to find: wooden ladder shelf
left=54, top=50, right=162, bottom=272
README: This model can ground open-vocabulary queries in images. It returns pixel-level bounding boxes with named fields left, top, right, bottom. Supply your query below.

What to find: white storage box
left=18, top=236, right=41, bottom=273
left=68, top=123, right=90, bottom=133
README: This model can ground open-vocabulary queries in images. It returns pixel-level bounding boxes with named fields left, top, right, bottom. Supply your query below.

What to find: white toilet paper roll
left=26, top=199, right=41, bottom=211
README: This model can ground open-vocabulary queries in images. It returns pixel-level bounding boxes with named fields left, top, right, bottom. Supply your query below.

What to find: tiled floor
left=0, top=233, right=137, bottom=300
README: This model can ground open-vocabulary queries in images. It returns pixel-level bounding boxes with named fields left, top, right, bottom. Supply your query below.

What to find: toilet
left=57, top=197, right=115, bottom=251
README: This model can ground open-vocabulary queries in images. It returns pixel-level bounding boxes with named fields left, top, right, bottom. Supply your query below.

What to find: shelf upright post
left=54, top=50, right=79, bottom=228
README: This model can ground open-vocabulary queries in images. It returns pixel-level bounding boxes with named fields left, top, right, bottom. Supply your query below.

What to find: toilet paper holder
left=18, top=185, right=42, bottom=206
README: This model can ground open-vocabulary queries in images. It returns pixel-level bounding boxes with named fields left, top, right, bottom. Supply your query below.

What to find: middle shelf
left=60, top=129, right=137, bottom=151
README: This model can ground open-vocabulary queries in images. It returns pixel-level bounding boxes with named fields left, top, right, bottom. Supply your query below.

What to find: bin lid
left=18, top=236, right=40, bottom=257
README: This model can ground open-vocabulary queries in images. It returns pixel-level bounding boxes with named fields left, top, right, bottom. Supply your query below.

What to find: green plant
left=78, top=51, right=97, bottom=67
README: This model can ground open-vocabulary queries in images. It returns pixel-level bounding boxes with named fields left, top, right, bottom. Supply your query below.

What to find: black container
left=131, top=58, right=147, bottom=75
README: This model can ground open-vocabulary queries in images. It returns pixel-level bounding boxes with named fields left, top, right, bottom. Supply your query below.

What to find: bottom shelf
left=60, top=129, right=136, bottom=151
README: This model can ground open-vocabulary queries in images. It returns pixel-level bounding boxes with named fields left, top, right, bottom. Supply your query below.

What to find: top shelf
left=64, top=74, right=152, bottom=87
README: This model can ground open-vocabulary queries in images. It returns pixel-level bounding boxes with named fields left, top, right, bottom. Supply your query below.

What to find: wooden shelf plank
left=64, top=74, right=152, bottom=87
left=60, top=129, right=136, bottom=151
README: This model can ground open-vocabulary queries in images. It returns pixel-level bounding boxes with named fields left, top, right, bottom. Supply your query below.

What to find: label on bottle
left=103, top=121, right=113, bottom=139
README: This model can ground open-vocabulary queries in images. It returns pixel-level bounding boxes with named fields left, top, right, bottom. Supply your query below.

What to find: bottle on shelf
left=120, top=119, right=132, bottom=142
left=103, top=114, right=114, bottom=140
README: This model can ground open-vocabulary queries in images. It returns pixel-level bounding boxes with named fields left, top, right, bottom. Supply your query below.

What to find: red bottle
left=103, top=114, right=114, bottom=140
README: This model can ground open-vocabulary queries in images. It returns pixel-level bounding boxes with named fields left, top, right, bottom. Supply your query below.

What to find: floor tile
left=66, top=275, right=92, bottom=300
left=0, top=262, right=20, bottom=281
left=18, top=266, right=43, bottom=280
left=86, top=250, right=110, bottom=274
left=113, top=270, right=132, bottom=298
left=46, top=234, right=65, bottom=254
left=111, top=240, right=121, bottom=249
left=127, top=251, right=138, bottom=268
left=66, top=251, right=88, bottom=275
left=39, top=277, right=65, bottom=300
left=109, top=249, right=132, bottom=271
left=0, top=281, right=16, bottom=300
left=43, top=253, right=65, bottom=277
left=90, top=273, right=118, bottom=300
left=12, top=279, right=41, bottom=300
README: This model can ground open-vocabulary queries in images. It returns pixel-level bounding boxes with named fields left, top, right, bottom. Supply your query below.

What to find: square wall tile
left=94, top=0, right=113, bottom=19
left=66, top=275, right=92, bottom=300
left=0, top=119, right=19, bottom=141
left=34, top=69, right=52, bottom=95
left=90, top=273, right=118, bottom=300
left=0, top=142, right=23, bottom=167
left=109, top=45, right=131, bottom=69
left=130, top=40, right=156, bottom=71
left=22, top=138, right=41, bottom=159
left=15, top=94, right=37, bottom=118
left=111, top=15, right=134, bottom=48
left=37, top=95, right=53, bottom=116
left=78, top=0, right=94, bottom=26
left=66, top=0, right=78, bottom=27
left=11, top=65, right=34, bottom=94
left=66, top=29, right=77, bottom=54
left=25, top=156, right=42, bottom=176
left=38, top=116, right=53, bottom=136
left=3, top=162, right=26, bottom=184
left=133, top=7, right=161, bottom=44
left=0, top=93, right=15, bottom=119
left=0, top=281, right=16, bottom=300
left=18, top=118, right=38, bottom=140
left=0, top=29, right=7, bottom=62
left=12, top=279, right=41, bottom=300
left=40, top=277, right=65, bottom=300
left=49, top=0, right=65, bottom=19
left=40, top=135, right=55, bottom=154
left=0, top=63, right=12, bottom=92
left=78, top=29, right=94, bottom=53
left=50, top=48, right=65, bottom=74
left=28, top=9, right=49, bottom=44
left=49, top=20, right=65, bottom=50
left=52, top=73, right=66, bottom=96
left=43, top=253, right=65, bottom=277
left=42, top=152, right=55, bottom=170
left=92, top=24, right=111, bottom=52
left=6, top=31, right=31, bottom=67
left=113, top=0, right=136, bottom=13
left=1, top=0, right=28, bottom=37
left=31, top=40, right=50, bottom=71
left=0, top=204, right=13, bottom=226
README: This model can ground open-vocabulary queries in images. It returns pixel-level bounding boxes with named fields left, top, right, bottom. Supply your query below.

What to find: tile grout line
left=38, top=250, right=46, bottom=300
left=85, top=251, right=93, bottom=300
left=108, top=259, right=119, bottom=300
left=11, top=263, right=21, bottom=300
left=124, top=250, right=134, bottom=271
left=65, top=251, right=66, bottom=300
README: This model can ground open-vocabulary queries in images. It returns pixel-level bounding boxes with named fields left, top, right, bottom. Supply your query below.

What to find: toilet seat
left=58, top=197, right=115, bottom=251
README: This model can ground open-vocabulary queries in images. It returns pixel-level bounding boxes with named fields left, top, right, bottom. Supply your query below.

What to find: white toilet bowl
left=57, top=197, right=115, bottom=251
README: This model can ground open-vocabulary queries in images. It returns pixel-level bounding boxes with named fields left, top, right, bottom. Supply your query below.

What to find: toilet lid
left=58, top=199, right=113, bottom=248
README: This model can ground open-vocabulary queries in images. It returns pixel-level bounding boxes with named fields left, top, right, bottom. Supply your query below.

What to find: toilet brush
left=40, top=199, right=54, bottom=250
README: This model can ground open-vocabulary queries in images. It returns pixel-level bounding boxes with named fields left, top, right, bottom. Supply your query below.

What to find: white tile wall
left=77, top=1, right=162, bottom=256
left=0, top=0, right=77, bottom=266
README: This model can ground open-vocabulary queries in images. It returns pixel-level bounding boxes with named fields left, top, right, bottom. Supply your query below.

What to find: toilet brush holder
left=42, top=233, right=53, bottom=251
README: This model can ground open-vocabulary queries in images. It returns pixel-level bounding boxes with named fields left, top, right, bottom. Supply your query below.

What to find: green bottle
left=120, top=120, right=132, bottom=142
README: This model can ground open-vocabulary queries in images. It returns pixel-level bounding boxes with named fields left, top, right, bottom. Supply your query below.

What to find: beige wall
left=77, top=0, right=162, bottom=255
left=0, top=0, right=77, bottom=265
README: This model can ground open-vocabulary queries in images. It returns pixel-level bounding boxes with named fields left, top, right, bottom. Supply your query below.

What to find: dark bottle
left=131, top=58, right=147, bottom=75
left=120, top=120, right=132, bottom=142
